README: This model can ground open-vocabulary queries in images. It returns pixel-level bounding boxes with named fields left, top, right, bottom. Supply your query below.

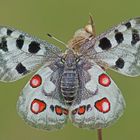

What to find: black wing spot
left=98, top=37, right=112, bottom=50
left=28, top=41, right=40, bottom=53
left=0, top=37, right=8, bottom=52
left=16, top=35, right=24, bottom=49
left=115, top=58, right=125, bottom=69
left=16, top=63, right=28, bottom=74
left=115, top=32, right=124, bottom=44
left=50, top=105, right=55, bottom=112
left=131, top=29, right=140, bottom=45
left=114, top=29, right=119, bottom=33
left=7, top=29, right=13, bottom=35
left=86, top=104, right=92, bottom=111
left=124, top=22, right=131, bottom=29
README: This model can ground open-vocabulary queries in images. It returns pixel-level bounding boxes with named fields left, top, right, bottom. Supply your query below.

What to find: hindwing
left=17, top=63, right=69, bottom=130
left=70, top=61, right=125, bottom=129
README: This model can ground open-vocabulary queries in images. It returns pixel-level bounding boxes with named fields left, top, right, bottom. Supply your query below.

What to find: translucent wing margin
left=0, top=26, right=61, bottom=81
left=81, top=17, right=140, bottom=76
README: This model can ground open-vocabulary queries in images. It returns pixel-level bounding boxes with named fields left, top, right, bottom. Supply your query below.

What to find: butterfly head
left=60, top=49, right=81, bottom=68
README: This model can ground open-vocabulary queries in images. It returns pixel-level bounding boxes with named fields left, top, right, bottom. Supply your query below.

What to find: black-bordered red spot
left=98, top=73, right=111, bottom=87
left=31, top=99, right=46, bottom=114
left=78, top=106, right=86, bottom=115
left=30, top=74, right=42, bottom=88
left=63, top=108, right=69, bottom=115
left=72, top=108, right=78, bottom=115
left=55, top=105, right=63, bottom=116
left=94, top=98, right=110, bottom=113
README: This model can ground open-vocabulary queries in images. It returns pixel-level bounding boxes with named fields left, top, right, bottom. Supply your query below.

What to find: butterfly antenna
left=97, top=129, right=103, bottom=140
left=47, top=33, right=68, bottom=48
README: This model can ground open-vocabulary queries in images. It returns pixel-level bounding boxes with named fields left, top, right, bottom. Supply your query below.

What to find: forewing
left=70, top=61, right=125, bottom=129
left=17, top=63, right=68, bottom=131
left=0, top=26, right=61, bottom=81
left=81, top=17, right=140, bottom=76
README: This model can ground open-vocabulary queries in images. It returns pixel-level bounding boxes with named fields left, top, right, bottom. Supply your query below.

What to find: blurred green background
left=0, top=0, right=140, bottom=140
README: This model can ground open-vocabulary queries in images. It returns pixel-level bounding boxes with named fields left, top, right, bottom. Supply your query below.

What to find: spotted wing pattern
left=1, top=17, right=138, bottom=131
left=17, top=64, right=69, bottom=130
left=80, top=17, right=140, bottom=77
left=0, top=27, right=61, bottom=82
left=70, top=61, right=125, bottom=129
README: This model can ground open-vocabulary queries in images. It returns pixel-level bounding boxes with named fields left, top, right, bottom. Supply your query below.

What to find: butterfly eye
left=75, top=58, right=80, bottom=63
left=61, top=58, right=65, bottom=63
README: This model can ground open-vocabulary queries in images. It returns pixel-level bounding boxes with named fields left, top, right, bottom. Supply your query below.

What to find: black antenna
left=47, top=33, right=68, bottom=48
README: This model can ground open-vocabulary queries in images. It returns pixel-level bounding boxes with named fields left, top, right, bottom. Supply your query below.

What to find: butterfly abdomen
left=61, top=70, right=79, bottom=105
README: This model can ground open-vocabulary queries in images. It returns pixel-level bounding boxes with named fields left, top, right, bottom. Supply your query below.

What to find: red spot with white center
left=94, top=98, right=110, bottom=113
left=30, top=74, right=42, bottom=88
left=98, top=73, right=111, bottom=87
left=78, top=106, right=86, bottom=115
left=31, top=99, right=46, bottom=114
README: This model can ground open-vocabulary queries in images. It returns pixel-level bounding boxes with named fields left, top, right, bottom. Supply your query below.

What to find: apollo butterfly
left=0, top=16, right=140, bottom=140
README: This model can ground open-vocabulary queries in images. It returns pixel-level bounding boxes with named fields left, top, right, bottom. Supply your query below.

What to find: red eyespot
left=31, top=99, right=46, bottom=114
left=94, top=98, right=110, bottom=113
left=98, top=73, right=111, bottom=87
left=72, top=108, right=78, bottom=115
left=78, top=106, right=86, bottom=115
left=63, top=108, right=69, bottom=115
left=55, top=106, right=63, bottom=116
left=30, top=74, right=42, bottom=88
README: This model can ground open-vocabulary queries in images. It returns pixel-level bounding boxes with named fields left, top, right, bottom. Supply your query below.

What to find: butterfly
left=0, top=16, right=139, bottom=131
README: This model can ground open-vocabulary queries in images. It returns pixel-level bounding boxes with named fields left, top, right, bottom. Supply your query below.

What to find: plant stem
left=97, top=129, right=102, bottom=140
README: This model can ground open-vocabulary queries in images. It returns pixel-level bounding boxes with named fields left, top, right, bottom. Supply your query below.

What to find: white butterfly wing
left=0, top=27, right=61, bottom=81
left=17, top=63, right=68, bottom=130
left=70, top=61, right=125, bottom=129
left=81, top=17, right=140, bottom=76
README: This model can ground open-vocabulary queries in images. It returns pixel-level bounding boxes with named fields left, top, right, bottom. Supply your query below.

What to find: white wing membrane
left=17, top=64, right=68, bottom=130
left=81, top=17, right=140, bottom=76
left=1, top=17, right=139, bottom=131
left=0, top=27, right=61, bottom=81
left=70, top=62, right=125, bottom=129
